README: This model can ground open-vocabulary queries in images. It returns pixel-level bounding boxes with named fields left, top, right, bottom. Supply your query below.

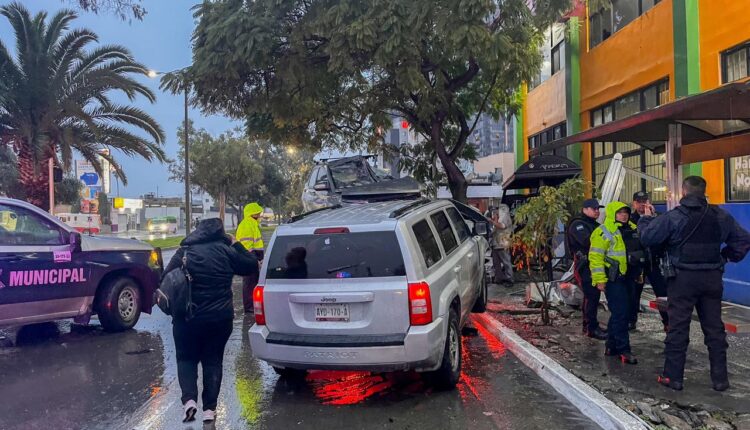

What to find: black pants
left=173, top=318, right=233, bottom=410
left=663, top=270, right=728, bottom=385
left=629, top=269, right=669, bottom=327
left=242, top=271, right=260, bottom=312
left=605, top=277, right=633, bottom=354
left=574, top=261, right=600, bottom=333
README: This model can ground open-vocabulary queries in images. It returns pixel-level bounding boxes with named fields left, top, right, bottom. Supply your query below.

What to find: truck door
left=0, top=203, right=91, bottom=325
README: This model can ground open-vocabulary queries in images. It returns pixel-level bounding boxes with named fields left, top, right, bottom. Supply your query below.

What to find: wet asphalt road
left=0, top=251, right=598, bottom=430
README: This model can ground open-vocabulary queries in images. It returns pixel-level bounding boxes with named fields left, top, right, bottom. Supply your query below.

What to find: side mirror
left=69, top=232, right=82, bottom=251
left=313, top=181, right=331, bottom=192
left=474, top=221, right=489, bottom=237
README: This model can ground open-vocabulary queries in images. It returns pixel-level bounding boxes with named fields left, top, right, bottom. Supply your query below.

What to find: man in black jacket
left=639, top=176, right=750, bottom=392
left=164, top=218, right=258, bottom=423
left=566, top=198, right=606, bottom=340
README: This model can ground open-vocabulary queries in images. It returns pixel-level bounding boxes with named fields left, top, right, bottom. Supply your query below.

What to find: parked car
left=0, top=198, right=163, bottom=332
left=249, top=199, right=489, bottom=388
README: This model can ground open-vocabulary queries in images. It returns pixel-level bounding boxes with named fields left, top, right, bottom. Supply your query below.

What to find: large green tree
left=0, top=3, right=166, bottom=209
left=186, top=0, right=573, bottom=201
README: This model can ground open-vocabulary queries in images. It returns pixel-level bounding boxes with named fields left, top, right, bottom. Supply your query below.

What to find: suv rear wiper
left=327, top=262, right=363, bottom=274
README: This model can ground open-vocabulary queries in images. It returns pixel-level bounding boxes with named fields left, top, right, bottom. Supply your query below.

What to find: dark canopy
left=502, top=155, right=581, bottom=190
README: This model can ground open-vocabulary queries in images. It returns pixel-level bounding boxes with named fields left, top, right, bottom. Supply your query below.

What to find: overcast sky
left=1, top=1, right=238, bottom=198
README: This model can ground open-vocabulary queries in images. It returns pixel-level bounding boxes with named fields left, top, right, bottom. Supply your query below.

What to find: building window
left=528, top=122, right=567, bottom=157
left=590, top=79, right=670, bottom=202
left=589, top=0, right=661, bottom=49
left=530, top=24, right=566, bottom=89
left=722, top=41, right=750, bottom=83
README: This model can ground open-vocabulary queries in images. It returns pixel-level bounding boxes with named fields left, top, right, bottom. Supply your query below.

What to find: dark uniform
left=629, top=210, right=670, bottom=330
left=639, top=193, right=750, bottom=390
left=566, top=208, right=602, bottom=337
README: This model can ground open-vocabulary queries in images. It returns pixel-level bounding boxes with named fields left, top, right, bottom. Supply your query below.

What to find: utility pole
left=48, top=158, right=55, bottom=215
left=184, top=88, right=191, bottom=232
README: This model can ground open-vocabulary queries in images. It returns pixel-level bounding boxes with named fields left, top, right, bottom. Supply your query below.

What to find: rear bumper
left=249, top=316, right=446, bottom=372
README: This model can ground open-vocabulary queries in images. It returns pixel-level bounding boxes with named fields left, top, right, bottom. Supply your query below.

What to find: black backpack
left=155, top=246, right=197, bottom=320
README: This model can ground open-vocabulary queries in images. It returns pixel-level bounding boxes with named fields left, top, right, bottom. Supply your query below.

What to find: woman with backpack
left=162, top=218, right=259, bottom=423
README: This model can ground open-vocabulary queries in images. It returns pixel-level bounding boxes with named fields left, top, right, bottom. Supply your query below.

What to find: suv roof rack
left=388, top=198, right=432, bottom=218
left=289, top=204, right=342, bottom=223
left=317, top=154, right=375, bottom=164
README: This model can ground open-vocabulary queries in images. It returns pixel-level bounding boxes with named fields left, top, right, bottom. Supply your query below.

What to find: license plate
left=314, top=303, right=350, bottom=322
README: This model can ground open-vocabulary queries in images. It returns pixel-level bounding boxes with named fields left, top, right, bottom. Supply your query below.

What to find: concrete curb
left=475, top=314, right=652, bottom=430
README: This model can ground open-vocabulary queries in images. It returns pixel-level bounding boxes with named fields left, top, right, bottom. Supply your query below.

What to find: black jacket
left=164, top=218, right=258, bottom=322
left=566, top=213, right=600, bottom=256
left=638, top=194, right=750, bottom=270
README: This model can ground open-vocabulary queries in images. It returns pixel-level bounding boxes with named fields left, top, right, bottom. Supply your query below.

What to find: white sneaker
left=183, top=400, right=197, bottom=423
left=203, top=409, right=216, bottom=422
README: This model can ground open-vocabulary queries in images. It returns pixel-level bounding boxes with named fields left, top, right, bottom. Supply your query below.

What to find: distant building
left=468, top=114, right=512, bottom=158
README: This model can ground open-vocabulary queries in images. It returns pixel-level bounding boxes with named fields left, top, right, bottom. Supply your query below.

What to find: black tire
left=96, top=277, right=142, bottom=332
left=472, top=274, right=488, bottom=313
left=273, top=367, right=307, bottom=380
left=430, top=307, right=461, bottom=390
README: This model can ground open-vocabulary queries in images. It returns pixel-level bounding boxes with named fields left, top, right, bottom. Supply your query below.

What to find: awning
left=530, top=81, right=750, bottom=163
left=502, top=155, right=581, bottom=190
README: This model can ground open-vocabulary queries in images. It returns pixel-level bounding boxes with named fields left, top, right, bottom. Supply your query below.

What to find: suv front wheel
left=96, top=277, right=142, bottom=332
left=430, top=308, right=461, bottom=389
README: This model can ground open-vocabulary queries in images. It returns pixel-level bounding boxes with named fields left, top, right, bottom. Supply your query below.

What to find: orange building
left=516, top=0, right=750, bottom=304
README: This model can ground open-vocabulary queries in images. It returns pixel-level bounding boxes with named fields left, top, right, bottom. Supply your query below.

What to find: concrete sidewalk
left=486, top=283, right=750, bottom=430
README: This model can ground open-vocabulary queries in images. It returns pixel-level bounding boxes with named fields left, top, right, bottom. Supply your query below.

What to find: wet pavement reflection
left=0, top=274, right=598, bottom=430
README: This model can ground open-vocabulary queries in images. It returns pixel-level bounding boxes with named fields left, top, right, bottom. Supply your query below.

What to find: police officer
left=566, top=199, right=606, bottom=340
left=639, top=176, right=750, bottom=391
left=629, top=191, right=669, bottom=332
left=590, top=202, right=639, bottom=364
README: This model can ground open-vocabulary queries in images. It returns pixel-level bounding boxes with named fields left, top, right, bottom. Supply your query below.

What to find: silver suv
left=249, top=199, right=489, bottom=388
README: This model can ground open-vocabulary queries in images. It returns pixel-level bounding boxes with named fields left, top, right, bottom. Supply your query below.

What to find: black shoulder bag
left=155, top=246, right=197, bottom=320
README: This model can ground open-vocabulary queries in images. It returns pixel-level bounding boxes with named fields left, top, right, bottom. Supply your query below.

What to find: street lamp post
left=149, top=68, right=191, bottom=232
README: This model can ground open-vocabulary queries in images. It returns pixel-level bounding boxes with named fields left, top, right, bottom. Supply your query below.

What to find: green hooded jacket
left=588, top=201, right=636, bottom=284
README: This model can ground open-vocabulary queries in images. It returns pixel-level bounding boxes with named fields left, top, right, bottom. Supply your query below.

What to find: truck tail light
left=408, top=282, right=433, bottom=326
left=253, top=286, right=266, bottom=325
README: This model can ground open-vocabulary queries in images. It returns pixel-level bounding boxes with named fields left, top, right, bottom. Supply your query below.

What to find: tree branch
left=445, top=58, right=479, bottom=92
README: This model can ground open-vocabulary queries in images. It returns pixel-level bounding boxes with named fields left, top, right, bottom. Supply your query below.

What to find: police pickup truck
left=0, top=198, right=162, bottom=332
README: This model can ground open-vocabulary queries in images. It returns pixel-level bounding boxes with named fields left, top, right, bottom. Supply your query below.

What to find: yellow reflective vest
left=588, top=201, right=634, bottom=285
left=237, top=203, right=264, bottom=252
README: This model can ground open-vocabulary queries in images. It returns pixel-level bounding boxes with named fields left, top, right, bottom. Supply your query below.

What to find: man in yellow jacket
left=237, top=202, right=264, bottom=312
left=589, top=201, right=639, bottom=365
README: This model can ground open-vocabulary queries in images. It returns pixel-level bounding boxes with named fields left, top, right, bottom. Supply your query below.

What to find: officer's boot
left=709, top=349, right=730, bottom=391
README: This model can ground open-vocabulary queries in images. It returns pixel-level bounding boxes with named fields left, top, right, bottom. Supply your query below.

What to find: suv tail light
left=253, top=286, right=266, bottom=325
left=408, top=282, right=433, bottom=325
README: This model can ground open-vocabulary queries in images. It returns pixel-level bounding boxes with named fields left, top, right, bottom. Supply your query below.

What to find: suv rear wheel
left=472, top=274, right=488, bottom=313
left=96, top=277, right=142, bottom=332
left=430, top=307, right=461, bottom=389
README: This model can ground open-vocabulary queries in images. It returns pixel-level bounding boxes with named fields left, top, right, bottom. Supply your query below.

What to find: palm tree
left=0, top=2, right=166, bottom=208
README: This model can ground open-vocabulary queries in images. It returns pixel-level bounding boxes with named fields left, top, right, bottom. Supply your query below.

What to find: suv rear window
left=266, top=231, right=405, bottom=279
left=412, top=220, right=442, bottom=268
left=430, top=211, right=458, bottom=254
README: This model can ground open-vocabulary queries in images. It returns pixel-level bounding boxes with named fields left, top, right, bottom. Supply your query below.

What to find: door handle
left=467, top=252, right=474, bottom=258
left=453, top=266, right=461, bottom=273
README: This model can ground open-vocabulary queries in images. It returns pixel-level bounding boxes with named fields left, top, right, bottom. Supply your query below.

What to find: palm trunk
left=17, top=146, right=51, bottom=210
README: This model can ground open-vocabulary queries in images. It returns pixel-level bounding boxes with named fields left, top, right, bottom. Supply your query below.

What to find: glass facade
left=530, top=23, right=566, bottom=89
left=722, top=41, right=750, bottom=202
left=529, top=122, right=567, bottom=157
left=590, top=80, right=670, bottom=202
left=590, top=0, right=662, bottom=49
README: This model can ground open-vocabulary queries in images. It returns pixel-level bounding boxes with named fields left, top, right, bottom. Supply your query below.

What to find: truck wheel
left=96, top=277, right=142, bottom=332
left=430, top=308, right=461, bottom=390
left=472, top=275, right=488, bottom=313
